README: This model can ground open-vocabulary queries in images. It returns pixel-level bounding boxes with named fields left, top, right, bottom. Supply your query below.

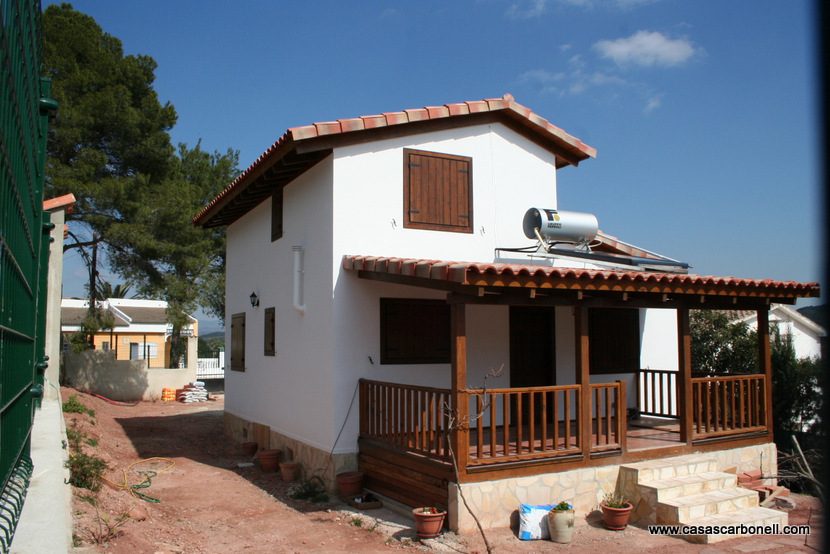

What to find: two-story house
left=194, top=94, right=818, bottom=538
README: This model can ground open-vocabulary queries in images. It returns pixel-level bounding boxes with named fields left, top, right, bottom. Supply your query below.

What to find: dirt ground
left=62, top=387, right=824, bottom=553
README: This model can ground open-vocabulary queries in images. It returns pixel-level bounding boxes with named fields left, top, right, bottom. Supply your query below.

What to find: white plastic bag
left=518, top=503, right=554, bottom=540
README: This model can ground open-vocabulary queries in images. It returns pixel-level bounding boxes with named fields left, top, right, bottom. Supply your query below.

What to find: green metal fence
left=0, top=0, right=53, bottom=549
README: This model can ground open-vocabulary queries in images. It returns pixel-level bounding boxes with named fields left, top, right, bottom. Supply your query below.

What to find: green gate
left=0, top=0, right=54, bottom=549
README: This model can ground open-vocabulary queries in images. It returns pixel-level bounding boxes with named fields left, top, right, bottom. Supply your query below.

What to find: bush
left=287, top=477, right=328, bottom=503
left=63, top=395, right=95, bottom=418
left=66, top=451, right=107, bottom=491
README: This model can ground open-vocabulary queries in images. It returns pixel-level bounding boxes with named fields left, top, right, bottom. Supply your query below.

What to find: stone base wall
left=224, top=411, right=357, bottom=491
left=449, top=442, right=777, bottom=533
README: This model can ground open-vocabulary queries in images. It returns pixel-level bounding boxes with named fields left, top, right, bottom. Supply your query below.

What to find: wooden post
left=574, top=303, right=592, bottom=456
left=757, top=309, right=774, bottom=440
left=617, top=380, right=627, bottom=452
left=677, top=307, right=694, bottom=444
left=450, top=302, right=469, bottom=481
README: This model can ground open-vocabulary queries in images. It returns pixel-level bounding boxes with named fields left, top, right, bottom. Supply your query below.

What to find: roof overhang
left=193, top=94, right=596, bottom=228
left=342, top=255, right=820, bottom=310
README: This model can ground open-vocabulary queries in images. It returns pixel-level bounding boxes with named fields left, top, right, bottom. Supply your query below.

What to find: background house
left=60, top=298, right=198, bottom=368
left=195, top=94, right=818, bottom=534
left=737, top=304, right=824, bottom=360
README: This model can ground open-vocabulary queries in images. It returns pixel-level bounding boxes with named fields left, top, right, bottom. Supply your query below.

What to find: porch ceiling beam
left=356, top=270, right=467, bottom=293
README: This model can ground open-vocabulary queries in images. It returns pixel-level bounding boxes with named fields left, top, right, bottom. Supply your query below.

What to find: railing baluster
left=606, top=385, right=613, bottom=445
left=565, top=389, right=571, bottom=450
left=516, top=392, right=524, bottom=454
left=528, top=392, right=536, bottom=454
left=552, top=390, right=559, bottom=451
left=476, top=394, right=483, bottom=459
left=489, top=393, right=497, bottom=458
left=503, top=392, right=510, bottom=456
left=540, top=390, right=548, bottom=452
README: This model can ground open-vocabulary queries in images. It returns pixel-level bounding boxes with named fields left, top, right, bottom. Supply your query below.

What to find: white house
left=737, top=304, right=824, bottom=360
left=195, top=94, right=818, bottom=534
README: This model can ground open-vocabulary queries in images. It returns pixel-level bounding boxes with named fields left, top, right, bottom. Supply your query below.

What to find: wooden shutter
left=271, top=187, right=283, bottom=242
left=588, top=308, right=640, bottom=374
left=380, top=298, right=451, bottom=364
left=231, top=312, right=246, bottom=371
left=264, top=307, right=275, bottom=356
left=404, top=149, right=473, bottom=233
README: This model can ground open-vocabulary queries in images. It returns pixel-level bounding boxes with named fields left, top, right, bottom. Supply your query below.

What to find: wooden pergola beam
left=574, top=303, right=592, bottom=457
left=677, top=308, right=694, bottom=444
left=757, top=309, right=774, bottom=441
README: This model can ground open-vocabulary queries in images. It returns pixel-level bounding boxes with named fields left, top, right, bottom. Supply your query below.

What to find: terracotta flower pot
left=241, top=441, right=258, bottom=457
left=255, top=449, right=281, bottom=472
left=279, top=461, right=300, bottom=482
left=412, top=507, right=446, bottom=539
left=600, top=501, right=633, bottom=530
left=335, top=471, right=364, bottom=497
left=547, top=509, right=574, bottom=543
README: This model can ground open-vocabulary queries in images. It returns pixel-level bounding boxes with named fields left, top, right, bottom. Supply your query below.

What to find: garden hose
left=102, top=457, right=175, bottom=503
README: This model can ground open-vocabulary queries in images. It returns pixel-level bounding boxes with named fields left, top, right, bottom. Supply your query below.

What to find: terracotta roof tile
left=43, top=193, right=76, bottom=212
left=341, top=255, right=820, bottom=299
left=194, top=93, right=598, bottom=226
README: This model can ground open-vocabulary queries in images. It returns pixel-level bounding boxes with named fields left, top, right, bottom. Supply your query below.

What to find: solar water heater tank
left=522, top=208, right=598, bottom=244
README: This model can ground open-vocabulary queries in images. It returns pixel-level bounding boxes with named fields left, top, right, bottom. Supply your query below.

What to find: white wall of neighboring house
left=741, top=305, right=824, bottom=360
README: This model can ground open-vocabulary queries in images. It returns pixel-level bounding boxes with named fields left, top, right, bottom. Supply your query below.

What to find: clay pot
left=600, top=501, right=633, bottom=530
left=255, top=449, right=281, bottom=472
left=547, top=509, right=574, bottom=543
left=335, top=471, right=364, bottom=497
left=241, top=441, right=258, bottom=457
left=412, top=507, right=446, bottom=539
left=279, top=461, right=300, bottom=482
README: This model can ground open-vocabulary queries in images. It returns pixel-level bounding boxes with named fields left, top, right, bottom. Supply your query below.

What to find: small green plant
left=350, top=516, right=363, bottom=527
left=62, top=395, right=95, bottom=417
left=86, top=437, right=98, bottom=447
left=66, top=426, right=84, bottom=450
left=551, top=500, right=573, bottom=511
left=66, top=451, right=107, bottom=491
left=287, top=476, right=329, bottom=503
left=601, top=492, right=629, bottom=509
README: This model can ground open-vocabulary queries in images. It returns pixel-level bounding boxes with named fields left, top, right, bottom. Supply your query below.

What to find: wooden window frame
left=264, top=307, right=276, bottom=356
left=231, top=312, right=246, bottom=371
left=271, top=187, right=283, bottom=242
left=380, top=298, right=451, bottom=365
left=588, top=308, right=641, bottom=374
left=403, top=148, right=473, bottom=234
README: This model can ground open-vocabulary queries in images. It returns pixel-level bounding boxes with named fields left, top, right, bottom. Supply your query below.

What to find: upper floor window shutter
left=404, top=149, right=473, bottom=233
left=271, top=187, right=283, bottom=242
left=264, top=307, right=276, bottom=356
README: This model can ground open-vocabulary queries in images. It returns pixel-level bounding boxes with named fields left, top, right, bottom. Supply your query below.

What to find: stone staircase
left=617, top=454, right=787, bottom=544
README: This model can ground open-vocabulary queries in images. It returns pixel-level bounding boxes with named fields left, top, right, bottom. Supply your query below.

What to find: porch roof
left=342, top=255, right=819, bottom=306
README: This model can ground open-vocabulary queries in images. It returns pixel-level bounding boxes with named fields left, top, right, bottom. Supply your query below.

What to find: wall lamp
left=249, top=291, right=260, bottom=308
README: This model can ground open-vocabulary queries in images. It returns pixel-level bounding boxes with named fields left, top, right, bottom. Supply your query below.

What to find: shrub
left=66, top=452, right=107, bottom=491
left=63, top=395, right=95, bottom=418
left=287, top=477, right=328, bottom=503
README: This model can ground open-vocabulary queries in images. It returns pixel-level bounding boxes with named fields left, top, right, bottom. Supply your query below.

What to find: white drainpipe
left=292, top=245, right=306, bottom=313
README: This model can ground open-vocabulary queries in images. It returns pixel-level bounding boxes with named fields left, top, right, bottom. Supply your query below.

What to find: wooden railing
left=590, top=381, right=626, bottom=452
left=637, top=369, right=678, bottom=418
left=691, top=374, right=766, bottom=439
left=465, top=385, right=582, bottom=465
left=359, top=379, right=453, bottom=461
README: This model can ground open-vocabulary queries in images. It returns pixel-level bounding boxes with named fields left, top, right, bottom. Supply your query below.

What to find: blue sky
left=52, top=1, right=823, bottom=333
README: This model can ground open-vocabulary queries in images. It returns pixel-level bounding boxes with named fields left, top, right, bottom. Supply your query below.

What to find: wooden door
left=509, top=307, right=556, bottom=431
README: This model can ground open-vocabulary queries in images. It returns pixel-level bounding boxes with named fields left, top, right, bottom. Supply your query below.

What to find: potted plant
left=546, top=501, right=574, bottom=543
left=411, top=506, right=446, bottom=539
left=600, top=493, right=633, bottom=530
left=279, top=459, right=300, bottom=482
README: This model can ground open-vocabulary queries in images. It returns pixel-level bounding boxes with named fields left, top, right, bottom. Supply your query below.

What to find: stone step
left=619, top=455, right=718, bottom=485
left=678, top=506, right=788, bottom=544
left=656, top=487, right=759, bottom=525
left=639, top=471, right=738, bottom=502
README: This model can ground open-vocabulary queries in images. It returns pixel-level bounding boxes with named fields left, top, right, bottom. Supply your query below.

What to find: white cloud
left=613, top=0, right=660, bottom=9
left=644, top=94, right=662, bottom=113
left=506, top=0, right=548, bottom=19
left=594, top=31, right=696, bottom=67
left=559, top=43, right=573, bottom=52
left=519, top=69, right=565, bottom=84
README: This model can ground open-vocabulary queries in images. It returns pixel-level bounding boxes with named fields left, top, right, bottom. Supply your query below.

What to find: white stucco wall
left=225, top=159, right=335, bottom=451
left=742, top=307, right=824, bottom=360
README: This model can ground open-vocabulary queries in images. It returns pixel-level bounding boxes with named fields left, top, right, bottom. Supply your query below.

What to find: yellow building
left=60, top=298, right=198, bottom=368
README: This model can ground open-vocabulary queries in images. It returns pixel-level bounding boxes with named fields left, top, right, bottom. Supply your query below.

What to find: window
left=588, top=308, right=640, bottom=374
left=380, top=298, right=450, bottom=364
left=231, top=312, right=246, bottom=371
left=271, top=187, right=283, bottom=241
left=129, top=343, right=158, bottom=360
left=403, top=149, right=472, bottom=233
left=101, top=341, right=110, bottom=352
left=264, top=307, right=276, bottom=356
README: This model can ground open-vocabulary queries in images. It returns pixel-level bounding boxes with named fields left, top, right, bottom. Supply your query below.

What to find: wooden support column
left=574, top=303, right=592, bottom=456
left=450, top=302, right=469, bottom=481
left=677, top=307, right=694, bottom=444
left=757, top=308, right=774, bottom=440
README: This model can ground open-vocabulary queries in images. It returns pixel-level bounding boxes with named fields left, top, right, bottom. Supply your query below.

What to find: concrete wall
left=43, top=209, right=66, bottom=400
left=62, top=336, right=198, bottom=401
